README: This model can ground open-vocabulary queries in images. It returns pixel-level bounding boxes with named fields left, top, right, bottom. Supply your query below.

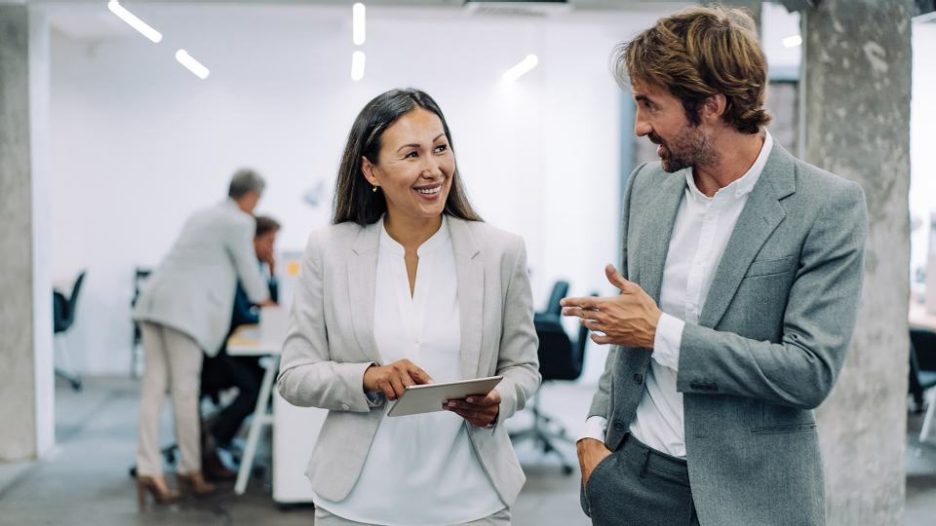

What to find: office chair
left=910, top=329, right=936, bottom=413
left=53, top=271, right=86, bottom=391
left=512, top=301, right=591, bottom=475
left=538, top=280, right=570, bottom=318
left=130, top=267, right=152, bottom=378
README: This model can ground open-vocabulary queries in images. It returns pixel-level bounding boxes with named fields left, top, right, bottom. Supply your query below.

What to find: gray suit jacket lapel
left=348, top=222, right=382, bottom=363
left=637, top=171, right=686, bottom=303
left=698, top=144, right=796, bottom=329
left=449, top=218, right=484, bottom=379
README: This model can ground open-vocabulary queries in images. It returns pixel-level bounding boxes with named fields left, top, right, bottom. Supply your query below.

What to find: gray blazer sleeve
left=677, top=182, right=868, bottom=409
left=587, top=163, right=645, bottom=419
left=277, top=231, right=376, bottom=412
left=228, top=218, right=270, bottom=304
left=494, top=237, right=542, bottom=422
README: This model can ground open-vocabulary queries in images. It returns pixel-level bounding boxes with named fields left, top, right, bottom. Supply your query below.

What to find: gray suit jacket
left=277, top=216, right=541, bottom=505
left=133, top=199, right=270, bottom=355
left=589, top=144, right=867, bottom=525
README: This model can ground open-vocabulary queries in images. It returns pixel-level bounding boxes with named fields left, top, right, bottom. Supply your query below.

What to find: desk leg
left=921, top=388, right=936, bottom=444
left=235, top=355, right=279, bottom=495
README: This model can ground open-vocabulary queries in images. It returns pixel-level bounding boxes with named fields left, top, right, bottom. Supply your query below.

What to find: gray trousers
left=581, top=435, right=700, bottom=526
left=313, top=507, right=511, bottom=525
left=136, top=321, right=203, bottom=476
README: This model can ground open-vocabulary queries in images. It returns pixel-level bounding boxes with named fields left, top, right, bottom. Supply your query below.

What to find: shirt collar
left=379, top=215, right=450, bottom=257
left=685, top=130, right=774, bottom=202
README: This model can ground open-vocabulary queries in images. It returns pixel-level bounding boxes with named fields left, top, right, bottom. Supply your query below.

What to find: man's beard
left=651, top=126, right=718, bottom=173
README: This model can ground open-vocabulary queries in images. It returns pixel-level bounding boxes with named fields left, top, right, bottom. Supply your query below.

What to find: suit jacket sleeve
left=587, top=163, right=646, bottom=420
left=494, top=237, right=542, bottom=422
left=677, top=182, right=868, bottom=409
left=277, top=231, right=377, bottom=412
left=228, top=218, right=270, bottom=304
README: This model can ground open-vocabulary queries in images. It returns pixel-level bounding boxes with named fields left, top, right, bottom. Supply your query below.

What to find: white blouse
left=314, top=216, right=505, bottom=525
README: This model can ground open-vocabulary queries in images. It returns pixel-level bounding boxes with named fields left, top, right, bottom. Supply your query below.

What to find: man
left=134, top=168, right=275, bottom=496
left=562, top=6, right=867, bottom=525
left=202, top=216, right=281, bottom=479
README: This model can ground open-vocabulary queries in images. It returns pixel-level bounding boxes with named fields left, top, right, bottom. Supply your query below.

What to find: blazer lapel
left=698, top=145, right=796, bottom=329
left=637, top=171, right=686, bottom=303
left=347, top=222, right=382, bottom=363
left=448, top=217, right=484, bottom=379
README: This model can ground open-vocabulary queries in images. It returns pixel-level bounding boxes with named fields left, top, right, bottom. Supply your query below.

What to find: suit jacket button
left=633, top=373, right=643, bottom=384
left=613, top=420, right=626, bottom=430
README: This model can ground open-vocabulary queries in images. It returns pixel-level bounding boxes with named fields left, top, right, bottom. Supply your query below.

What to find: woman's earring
left=372, top=186, right=379, bottom=193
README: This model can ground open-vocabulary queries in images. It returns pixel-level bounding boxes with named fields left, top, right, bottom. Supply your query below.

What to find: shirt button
left=341, top=403, right=350, bottom=410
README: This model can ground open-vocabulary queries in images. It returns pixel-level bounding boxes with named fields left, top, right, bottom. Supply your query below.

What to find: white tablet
left=386, top=376, right=503, bottom=417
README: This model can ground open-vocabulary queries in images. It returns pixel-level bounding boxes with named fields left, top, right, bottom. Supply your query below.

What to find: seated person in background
left=201, top=215, right=281, bottom=479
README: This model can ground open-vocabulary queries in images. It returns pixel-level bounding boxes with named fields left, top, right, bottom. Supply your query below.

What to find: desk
left=910, top=300, right=936, bottom=443
left=226, top=325, right=281, bottom=495
left=225, top=324, right=326, bottom=502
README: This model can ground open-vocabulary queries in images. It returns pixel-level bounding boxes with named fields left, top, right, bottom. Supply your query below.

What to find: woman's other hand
left=445, top=389, right=501, bottom=428
left=362, top=359, right=432, bottom=401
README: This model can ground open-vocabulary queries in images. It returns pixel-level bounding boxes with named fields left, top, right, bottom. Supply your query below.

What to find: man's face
left=254, top=230, right=277, bottom=264
left=631, top=81, right=717, bottom=173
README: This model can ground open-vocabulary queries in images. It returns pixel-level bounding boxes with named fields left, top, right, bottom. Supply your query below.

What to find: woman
left=277, top=89, right=540, bottom=526
left=132, top=169, right=274, bottom=508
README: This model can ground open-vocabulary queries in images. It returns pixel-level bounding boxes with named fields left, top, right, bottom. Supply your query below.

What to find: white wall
left=47, top=3, right=662, bottom=377
left=911, top=20, right=936, bottom=285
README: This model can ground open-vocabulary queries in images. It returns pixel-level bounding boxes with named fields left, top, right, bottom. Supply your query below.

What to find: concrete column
left=803, top=1, right=913, bottom=524
left=0, top=5, right=54, bottom=462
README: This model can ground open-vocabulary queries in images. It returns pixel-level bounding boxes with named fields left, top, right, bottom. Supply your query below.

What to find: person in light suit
left=277, top=88, right=540, bottom=526
left=562, top=6, right=867, bottom=526
left=132, top=169, right=275, bottom=507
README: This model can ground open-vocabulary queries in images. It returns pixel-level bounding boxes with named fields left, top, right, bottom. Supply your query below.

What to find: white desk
left=225, top=324, right=326, bottom=502
left=910, top=300, right=936, bottom=443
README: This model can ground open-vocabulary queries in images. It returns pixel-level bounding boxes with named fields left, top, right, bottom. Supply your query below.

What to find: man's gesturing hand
left=560, top=264, right=661, bottom=349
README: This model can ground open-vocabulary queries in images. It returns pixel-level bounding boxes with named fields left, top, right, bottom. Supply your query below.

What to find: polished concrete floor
left=0, top=377, right=934, bottom=525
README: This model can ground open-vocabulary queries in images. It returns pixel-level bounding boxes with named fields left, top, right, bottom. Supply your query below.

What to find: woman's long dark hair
left=332, top=88, right=482, bottom=226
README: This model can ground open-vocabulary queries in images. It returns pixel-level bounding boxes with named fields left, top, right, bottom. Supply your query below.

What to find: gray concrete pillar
left=0, top=5, right=54, bottom=462
left=802, top=1, right=913, bottom=524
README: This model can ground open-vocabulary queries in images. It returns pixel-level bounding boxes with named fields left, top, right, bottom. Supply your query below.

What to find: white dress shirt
left=582, top=132, right=774, bottom=457
left=315, top=216, right=504, bottom=525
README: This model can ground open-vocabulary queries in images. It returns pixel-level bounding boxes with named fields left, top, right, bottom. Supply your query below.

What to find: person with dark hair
left=200, top=215, right=282, bottom=480
left=277, top=88, right=540, bottom=526
left=562, top=6, right=867, bottom=526
left=132, top=169, right=274, bottom=508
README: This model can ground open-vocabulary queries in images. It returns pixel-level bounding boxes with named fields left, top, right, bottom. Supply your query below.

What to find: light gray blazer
left=589, top=144, right=867, bottom=525
left=277, top=216, right=541, bottom=505
left=133, top=199, right=270, bottom=355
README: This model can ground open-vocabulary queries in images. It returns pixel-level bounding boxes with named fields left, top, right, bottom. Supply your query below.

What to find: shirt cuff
left=579, top=416, right=608, bottom=443
left=652, top=313, right=685, bottom=371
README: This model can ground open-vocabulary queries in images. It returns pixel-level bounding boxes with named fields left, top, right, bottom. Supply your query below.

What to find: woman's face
left=362, top=107, right=455, bottom=223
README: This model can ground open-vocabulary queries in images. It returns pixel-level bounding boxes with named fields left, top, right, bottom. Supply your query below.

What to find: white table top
left=910, top=300, right=936, bottom=332
left=227, top=324, right=285, bottom=356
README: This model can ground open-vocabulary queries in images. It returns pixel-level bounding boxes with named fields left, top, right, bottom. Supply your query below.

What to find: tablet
left=386, top=376, right=503, bottom=417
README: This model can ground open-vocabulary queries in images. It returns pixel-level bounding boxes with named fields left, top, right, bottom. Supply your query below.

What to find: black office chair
left=53, top=271, right=86, bottom=391
left=512, top=297, right=592, bottom=475
left=909, top=329, right=936, bottom=413
left=130, top=267, right=152, bottom=378
left=538, top=280, right=570, bottom=318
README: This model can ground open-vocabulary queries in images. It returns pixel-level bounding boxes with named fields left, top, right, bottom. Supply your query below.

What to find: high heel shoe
left=135, top=475, right=180, bottom=511
left=176, top=471, right=217, bottom=498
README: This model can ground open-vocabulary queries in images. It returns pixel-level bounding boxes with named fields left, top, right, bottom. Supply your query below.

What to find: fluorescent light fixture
left=502, top=54, right=538, bottom=82
left=107, top=0, right=163, bottom=43
left=782, top=34, right=803, bottom=48
left=353, top=3, right=366, bottom=46
left=175, top=49, right=210, bottom=80
left=351, top=50, right=366, bottom=81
